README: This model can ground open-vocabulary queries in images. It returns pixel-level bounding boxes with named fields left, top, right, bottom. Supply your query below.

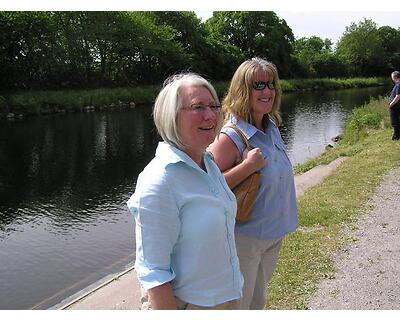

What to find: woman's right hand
left=242, top=147, right=267, bottom=173
left=209, top=134, right=265, bottom=189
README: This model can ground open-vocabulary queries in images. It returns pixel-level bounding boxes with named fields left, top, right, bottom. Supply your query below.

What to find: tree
left=294, top=36, right=332, bottom=53
left=147, top=11, right=244, bottom=80
left=293, top=36, right=346, bottom=78
left=148, top=11, right=213, bottom=75
left=121, top=12, right=191, bottom=85
left=205, top=11, right=295, bottom=78
left=0, top=12, right=62, bottom=91
left=336, top=19, right=385, bottom=76
left=377, top=26, right=400, bottom=73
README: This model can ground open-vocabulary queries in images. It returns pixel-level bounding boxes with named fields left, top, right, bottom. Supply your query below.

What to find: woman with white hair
left=127, top=73, right=243, bottom=309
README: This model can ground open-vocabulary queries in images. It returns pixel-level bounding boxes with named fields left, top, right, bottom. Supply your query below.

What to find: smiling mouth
left=199, top=126, right=214, bottom=131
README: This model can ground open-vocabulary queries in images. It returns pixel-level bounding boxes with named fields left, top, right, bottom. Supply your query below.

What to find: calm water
left=0, top=86, right=388, bottom=309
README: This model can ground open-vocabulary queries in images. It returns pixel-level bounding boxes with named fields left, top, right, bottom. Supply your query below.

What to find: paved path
left=308, top=167, right=400, bottom=309
left=56, top=157, right=348, bottom=310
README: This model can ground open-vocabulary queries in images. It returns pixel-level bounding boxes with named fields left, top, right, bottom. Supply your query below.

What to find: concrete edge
left=52, top=156, right=349, bottom=310
left=51, top=264, right=134, bottom=310
left=294, top=156, right=348, bottom=198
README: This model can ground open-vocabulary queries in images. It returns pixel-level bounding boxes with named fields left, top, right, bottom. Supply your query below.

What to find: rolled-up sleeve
left=127, top=171, right=180, bottom=290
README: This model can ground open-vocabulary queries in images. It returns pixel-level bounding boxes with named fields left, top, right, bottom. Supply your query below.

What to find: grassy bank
left=0, top=86, right=160, bottom=116
left=281, top=77, right=388, bottom=92
left=268, top=97, right=400, bottom=309
left=1, top=77, right=390, bottom=117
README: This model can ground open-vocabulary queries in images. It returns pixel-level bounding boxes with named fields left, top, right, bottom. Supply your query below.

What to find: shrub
left=0, top=96, right=7, bottom=113
left=342, top=98, right=387, bottom=144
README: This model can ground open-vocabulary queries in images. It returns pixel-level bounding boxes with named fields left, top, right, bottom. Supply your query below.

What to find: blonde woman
left=209, top=57, right=298, bottom=309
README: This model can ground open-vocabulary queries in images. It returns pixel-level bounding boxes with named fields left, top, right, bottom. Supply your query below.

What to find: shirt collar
left=228, top=115, right=273, bottom=139
left=155, top=142, right=212, bottom=171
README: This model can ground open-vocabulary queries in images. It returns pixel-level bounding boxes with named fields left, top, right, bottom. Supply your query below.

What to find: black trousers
left=390, top=105, right=400, bottom=139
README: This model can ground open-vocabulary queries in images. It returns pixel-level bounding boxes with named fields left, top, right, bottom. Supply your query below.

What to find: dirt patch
left=308, top=167, right=400, bottom=309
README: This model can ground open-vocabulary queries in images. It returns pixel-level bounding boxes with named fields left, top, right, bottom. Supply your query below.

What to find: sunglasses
left=253, top=81, right=275, bottom=91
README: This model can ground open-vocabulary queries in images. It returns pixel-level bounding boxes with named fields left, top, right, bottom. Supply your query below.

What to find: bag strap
left=224, top=124, right=251, bottom=150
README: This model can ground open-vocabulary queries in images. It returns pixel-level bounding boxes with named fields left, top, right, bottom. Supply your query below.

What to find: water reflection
left=0, top=86, right=389, bottom=309
left=0, top=110, right=158, bottom=223
left=0, top=109, right=158, bottom=309
left=280, top=87, right=387, bottom=165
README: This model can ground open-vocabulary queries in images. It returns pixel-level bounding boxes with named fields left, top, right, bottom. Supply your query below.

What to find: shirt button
left=212, top=189, right=219, bottom=196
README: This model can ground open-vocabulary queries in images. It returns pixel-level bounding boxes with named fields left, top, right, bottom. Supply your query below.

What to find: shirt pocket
left=274, top=141, right=292, bottom=166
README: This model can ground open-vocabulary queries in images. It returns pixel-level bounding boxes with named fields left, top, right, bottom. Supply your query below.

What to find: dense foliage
left=336, top=19, right=400, bottom=77
left=0, top=12, right=399, bottom=93
left=205, top=11, right=294, bottom=77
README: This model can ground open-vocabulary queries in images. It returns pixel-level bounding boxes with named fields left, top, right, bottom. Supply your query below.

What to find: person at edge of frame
left=389, top=70, right=400, bottom=141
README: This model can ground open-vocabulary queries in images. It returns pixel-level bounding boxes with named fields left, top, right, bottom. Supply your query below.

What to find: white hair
left=391, top=71, right=400, bottom=80
left=153, top=73, right=222, bottom=149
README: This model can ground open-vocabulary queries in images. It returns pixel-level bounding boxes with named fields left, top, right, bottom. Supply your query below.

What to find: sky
left=3, top=1, right=400, bottom=46
left=196, top=10, right=400, bottom=45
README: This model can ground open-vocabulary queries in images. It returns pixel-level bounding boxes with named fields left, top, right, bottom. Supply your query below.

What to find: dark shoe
left=392, top=135, right=400, bottom=141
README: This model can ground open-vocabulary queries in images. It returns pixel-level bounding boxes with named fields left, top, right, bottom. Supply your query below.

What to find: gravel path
left=308, top=167, right=400, bottom=309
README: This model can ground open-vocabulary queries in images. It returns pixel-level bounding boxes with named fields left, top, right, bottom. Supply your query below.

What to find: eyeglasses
left=182, top=104, right=222, bottom=114
left=253, top=81, right=275, bottom=91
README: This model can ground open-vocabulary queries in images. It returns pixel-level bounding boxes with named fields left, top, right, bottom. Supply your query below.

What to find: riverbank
left=268, top=97, right=400, bottom=309
left=1, top=77, right=389, bottom=119
left=56, top=96, right=398, bottom=310
left=308, top=166, right=400, bottom=309
left=52, top=156, right=348, bottom=310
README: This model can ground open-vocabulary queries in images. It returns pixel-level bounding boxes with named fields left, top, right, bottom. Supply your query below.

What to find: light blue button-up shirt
left=127, top=142, right=243, bottom=306
left=221, top=116, right=298, bottom=240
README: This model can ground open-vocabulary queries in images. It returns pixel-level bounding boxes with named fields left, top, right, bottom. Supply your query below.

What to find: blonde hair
left=222, top=57, right=282, bottom=126
left=153, top=73, right=222, bottom=149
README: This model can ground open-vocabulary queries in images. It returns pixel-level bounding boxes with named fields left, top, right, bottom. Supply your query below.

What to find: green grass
left=5, top=86, right=160, bottom=115
left=280, top=77, right=388, bottom=92
left=2, top=77, right=390, bottom=116
left=215, top=77, right=388, bottom=98
left=267, top=97, right=400, bottom=309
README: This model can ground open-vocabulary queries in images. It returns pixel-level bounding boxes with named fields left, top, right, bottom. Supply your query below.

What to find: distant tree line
left=0, top=11, right=399, bottom=93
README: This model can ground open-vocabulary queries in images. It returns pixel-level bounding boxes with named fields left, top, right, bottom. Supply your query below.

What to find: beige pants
left=235, top=234, right=283, bottom=310
left=140, top=288, right=239, bottom=310
left=175, top=297, right=240, bottom=310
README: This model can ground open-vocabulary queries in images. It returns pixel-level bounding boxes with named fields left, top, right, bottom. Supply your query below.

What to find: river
left=0, top=86, right=389, bottom=309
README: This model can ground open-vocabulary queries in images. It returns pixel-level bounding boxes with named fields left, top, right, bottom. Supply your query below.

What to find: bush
left=9, top=94, right=41, bottom=114
left=0, top=96, right=7, bottom=113
left=342, top=98, right=388, bottom=144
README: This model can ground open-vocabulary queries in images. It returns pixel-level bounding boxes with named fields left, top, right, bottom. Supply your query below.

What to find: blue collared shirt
left=389, top=82, right=400, bottom=103
left=127, top=142, right=243, bottom=306
left=220, top=116, right=298, bottom=240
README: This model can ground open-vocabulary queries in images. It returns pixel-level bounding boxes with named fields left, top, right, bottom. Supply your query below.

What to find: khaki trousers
left=235, top=234, right=283, bottom=310
left=140, top=288, right=239, bottom=310
left=175, top=297, right=240, bottom=310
